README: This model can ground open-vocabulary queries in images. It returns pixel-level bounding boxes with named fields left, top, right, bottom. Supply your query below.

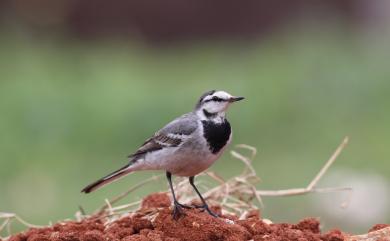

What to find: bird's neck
left=196, top=108, right=226, bottom=123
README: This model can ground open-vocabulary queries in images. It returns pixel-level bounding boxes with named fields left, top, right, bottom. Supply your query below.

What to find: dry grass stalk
left=0, top=212, right=42, bottom=240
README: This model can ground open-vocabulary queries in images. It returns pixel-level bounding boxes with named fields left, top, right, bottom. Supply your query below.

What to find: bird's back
left=158, top=112, right=199, bottom=137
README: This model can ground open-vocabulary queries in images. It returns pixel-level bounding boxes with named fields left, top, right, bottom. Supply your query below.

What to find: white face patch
left=197, top=90, right=234, bottom=119
left=213, top=91, right=233, bottom=100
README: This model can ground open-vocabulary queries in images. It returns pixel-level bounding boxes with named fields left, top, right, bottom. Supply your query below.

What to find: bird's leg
left=166, top=172, right=189, bottom=219
left=189, top=176, right=219, bottom=217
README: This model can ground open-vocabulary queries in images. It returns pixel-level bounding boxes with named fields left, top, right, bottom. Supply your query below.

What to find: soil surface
left=6, top=193, right=389, bottom=241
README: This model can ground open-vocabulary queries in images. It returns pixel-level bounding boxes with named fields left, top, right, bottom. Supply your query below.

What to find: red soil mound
left=369, top=224, right=390, bottom=233
left=6, top=193, right=388, bottom=241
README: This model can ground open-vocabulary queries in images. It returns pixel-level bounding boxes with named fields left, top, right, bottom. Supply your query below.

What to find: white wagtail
left=82, top=90, right=244, bottom=219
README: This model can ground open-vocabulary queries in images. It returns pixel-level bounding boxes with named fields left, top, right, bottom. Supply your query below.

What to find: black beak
left=229, top=96, right=245, bottom=102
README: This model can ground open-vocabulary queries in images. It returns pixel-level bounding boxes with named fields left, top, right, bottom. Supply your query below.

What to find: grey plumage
left=82, top=90, right=244, bottom=219
left=162, top=113, right=199, bottom=135
left=128, top=113, right=198, bottom=161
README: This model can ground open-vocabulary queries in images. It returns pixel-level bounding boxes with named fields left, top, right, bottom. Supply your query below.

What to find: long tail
left=81, top=164, right=133, bottom=193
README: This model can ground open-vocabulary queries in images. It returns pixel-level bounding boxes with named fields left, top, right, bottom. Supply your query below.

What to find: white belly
left=139, top=142, right=219, bottom=176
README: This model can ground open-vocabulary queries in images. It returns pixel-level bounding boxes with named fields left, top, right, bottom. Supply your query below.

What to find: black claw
left=194, top=204, right=219, bottom=217
left=204, top=206, right=219, bottom=218
left=191, top=204, right=205, bottom=209
left=172, top=203, right=185, bottom=220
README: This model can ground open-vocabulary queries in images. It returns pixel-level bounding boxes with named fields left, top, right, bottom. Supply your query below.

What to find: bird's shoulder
left=158, top=112, right=198, bottom=136
left=128, top=112, right=198, bottom=160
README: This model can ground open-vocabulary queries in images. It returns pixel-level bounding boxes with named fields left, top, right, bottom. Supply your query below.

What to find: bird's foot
left=191, top=203, right=205, bottom=209
left=194, top=204, right=219, bottom=218
left=172, top=201, right=218, bottom=218
left=172, top=202, right=186, bottom=220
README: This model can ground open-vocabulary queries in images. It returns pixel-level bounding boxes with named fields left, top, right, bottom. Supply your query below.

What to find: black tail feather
left=81, top=164, right=131, bottom=193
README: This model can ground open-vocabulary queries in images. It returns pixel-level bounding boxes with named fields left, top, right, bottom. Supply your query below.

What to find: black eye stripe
left=205, top=97, right=226, bottom=102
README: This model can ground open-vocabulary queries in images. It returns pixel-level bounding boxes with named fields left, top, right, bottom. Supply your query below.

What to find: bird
left=82, top=90, right=244, bottom=219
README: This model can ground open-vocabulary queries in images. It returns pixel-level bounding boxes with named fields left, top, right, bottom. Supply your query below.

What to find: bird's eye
left=211, top=96, right=226, bottom=102
left=204, top=96, right=224, bottom=103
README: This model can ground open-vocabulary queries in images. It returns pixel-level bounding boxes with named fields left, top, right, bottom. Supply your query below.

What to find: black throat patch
left=202, top=119, right=231, bottom=154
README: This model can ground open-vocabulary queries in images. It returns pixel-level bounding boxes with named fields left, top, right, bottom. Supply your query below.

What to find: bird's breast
left=201, top=119, right=232, bottom=154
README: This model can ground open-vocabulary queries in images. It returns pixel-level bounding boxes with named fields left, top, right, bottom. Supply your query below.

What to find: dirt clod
left=369, top=224, right=390, bottom=233
left=293, top=218, right=321, bottom=233
left=141, top=192, right=171, bottom=209
left=321, top=229, right=345, bottom=241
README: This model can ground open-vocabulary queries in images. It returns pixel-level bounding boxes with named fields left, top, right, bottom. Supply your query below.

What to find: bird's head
left=195, top=90, right=244, bottom=120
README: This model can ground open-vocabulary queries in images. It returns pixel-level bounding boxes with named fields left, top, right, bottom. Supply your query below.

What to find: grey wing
left=158, top=112, right=198, bottom=136
left=128, top=112, right=198, bottom=160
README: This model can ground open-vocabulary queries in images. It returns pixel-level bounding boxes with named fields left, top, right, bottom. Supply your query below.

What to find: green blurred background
left=1, top=0, right=390, bottom=235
